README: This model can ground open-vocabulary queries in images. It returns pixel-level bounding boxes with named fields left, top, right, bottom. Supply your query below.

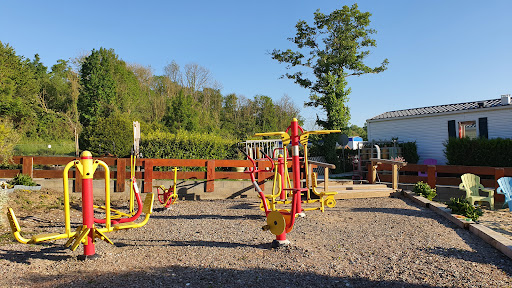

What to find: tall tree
left=78, top=47, right=117, bottom=126
left=0, top=41, right=38, bottom=125
left=271, top=4, right=387, bottom=163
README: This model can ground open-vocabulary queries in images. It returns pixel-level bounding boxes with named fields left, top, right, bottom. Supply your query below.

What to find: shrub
left=413, top=181, right=437, bottom=200
left=400, top=141, right=419, bottom=164
left=141, top=130, right=239, bottom=160
left=79, top=113, right=134, bottom=157
left=447, top=197, right=483, bottom=221
left=444, top=137, right=512, bottom=167
left=8, top=173, right=38, bottom=186
left=0, top=119, right=20, bottom=164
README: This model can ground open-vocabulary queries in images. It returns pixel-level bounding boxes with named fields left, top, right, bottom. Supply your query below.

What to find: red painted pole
left=80, top=152, right=95, bottom=257
left=290, top=118, right=303, bottom=214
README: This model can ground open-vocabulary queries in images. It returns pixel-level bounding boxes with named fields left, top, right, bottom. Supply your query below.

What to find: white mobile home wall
left=366, top=106, right=512, bottom=165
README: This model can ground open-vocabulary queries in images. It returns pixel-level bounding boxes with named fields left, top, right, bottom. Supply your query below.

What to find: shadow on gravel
left=150, top=214, right=265, bottom=220
left=27, top=265, right=440, bottom=288
left=0, top=245, right=70, bottom=264
left=114, top=239, right=268, bottom=249
left=349, top=207, right=431, bottom=218
left=351, top=199, right=512, bottom=275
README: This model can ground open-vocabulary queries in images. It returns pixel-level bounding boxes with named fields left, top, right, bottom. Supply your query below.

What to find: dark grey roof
left=368, top=98, right=505, bottom=121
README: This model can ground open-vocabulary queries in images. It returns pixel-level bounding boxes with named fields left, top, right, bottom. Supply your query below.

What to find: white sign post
left=133, top=121, right=140, bottom=157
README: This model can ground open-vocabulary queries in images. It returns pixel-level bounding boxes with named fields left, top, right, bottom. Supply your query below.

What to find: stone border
left=403, top=190, right=512, bottom=259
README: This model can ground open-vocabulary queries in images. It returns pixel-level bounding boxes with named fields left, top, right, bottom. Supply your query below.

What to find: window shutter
left=478, top=117, right=488, bottom=139
left=448, top=120, right=456, bottom=138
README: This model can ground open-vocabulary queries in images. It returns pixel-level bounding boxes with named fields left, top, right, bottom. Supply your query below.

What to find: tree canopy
left=271, top=4, right=388, bottom=130
left=271, top=4, right=387, bottom=164
left=0, top=43, right=317, bottom=157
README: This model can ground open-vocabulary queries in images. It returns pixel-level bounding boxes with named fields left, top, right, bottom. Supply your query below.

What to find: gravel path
left=1, top=196, right=512, bottom=287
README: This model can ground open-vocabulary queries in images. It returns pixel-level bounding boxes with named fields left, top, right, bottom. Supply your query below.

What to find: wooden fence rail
left=367, top=162, right=512, bottom=202
left=0, top=156, right=278, bottom=193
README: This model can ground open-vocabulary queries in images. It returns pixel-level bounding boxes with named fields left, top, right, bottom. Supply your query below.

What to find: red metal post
left=80, top=152, right=95, bottom=257
left=290, top=118, right=303, bottom=214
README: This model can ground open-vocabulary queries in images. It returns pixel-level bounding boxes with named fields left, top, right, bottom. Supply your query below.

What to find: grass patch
left=14, top=141, right=75, bottom=156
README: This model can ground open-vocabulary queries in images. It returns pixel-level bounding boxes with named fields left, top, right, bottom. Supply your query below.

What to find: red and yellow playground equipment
left=155, top=167, right=179, bottom=208
left=253, top=118, right=340, bottom=214
left=6, top=151, right=154, bottom=259
left=247, top=118, right=340, bottom=247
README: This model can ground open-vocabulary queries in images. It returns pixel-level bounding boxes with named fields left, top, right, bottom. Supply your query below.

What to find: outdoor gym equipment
left=155, top=167, right=179, bottom=208
left=6, top=151, right=154, bottom=259
left=252, top=118, right=341, bottom=214
left=246, top=118, right=340, bottom=247
left=244, top=147, right=297, bottom=248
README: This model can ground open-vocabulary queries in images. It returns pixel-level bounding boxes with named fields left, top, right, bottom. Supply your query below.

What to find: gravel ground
left=1, top=195, right=512, bottom=288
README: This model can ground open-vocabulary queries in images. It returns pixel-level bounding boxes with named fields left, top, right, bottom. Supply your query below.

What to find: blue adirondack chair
left=497, top=177, right=512, bottom=211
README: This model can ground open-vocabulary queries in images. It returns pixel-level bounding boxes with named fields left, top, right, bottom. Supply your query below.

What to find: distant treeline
left=0, top=43, right=303, bottom=157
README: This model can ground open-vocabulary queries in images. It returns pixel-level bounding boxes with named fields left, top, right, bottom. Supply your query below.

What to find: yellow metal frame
left=254, top=129, right=341, bottom=213
left=6, top=151, right=154, bottom=248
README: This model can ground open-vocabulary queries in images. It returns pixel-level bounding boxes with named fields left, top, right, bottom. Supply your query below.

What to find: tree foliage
left=271, top=4, right=387, bottom=164
left=1, top=43, right=305, bottom=157
left=0, top=119, right=20, bottom=164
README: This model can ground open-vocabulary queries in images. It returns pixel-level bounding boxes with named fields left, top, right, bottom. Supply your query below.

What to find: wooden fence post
left=144, top=160, right=153, bottom=193
left=391, top=164, right=399, bottom=190
left=206, top=160, right=215, bottom=192
left=257, top=161, right=267, bottom=191
left=367, top=162, right=376, bottom=184
left=75, top=168, right=82, bottom=193
left=427, top=165, right=437, bottom=189
left=495, top=168, right=505, bottom=203
left=116, top=158, right=126, bottom=192
left=21, top=157, right=33, bottom=178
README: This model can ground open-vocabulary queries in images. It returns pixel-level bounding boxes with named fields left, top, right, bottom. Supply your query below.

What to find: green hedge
left=141, top=130, right=239, bottom=160
left=79, top=113, right=133, bottom=157
left=444, top=137, right=512, bottom=166
left=400, top=142, right=419, bottom=164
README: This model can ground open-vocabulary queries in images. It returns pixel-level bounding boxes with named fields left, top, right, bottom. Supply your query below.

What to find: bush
left=400, top=142, right=419, bottom=164
left=413, top=181, right=437, bottom=200
left=8, top=173, right=38, bottom=186
left=141, top=130, right=239, bottom=161
left=444, top=137, right=512, bottom=167
left=447, top=197, right=483, bottom=221
left=79, top=113, right=134, bottom=157
left=0, top=119, right=20, bottom=164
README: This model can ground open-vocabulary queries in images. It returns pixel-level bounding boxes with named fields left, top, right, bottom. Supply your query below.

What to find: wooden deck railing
left=0, top=156, right=330, bottom=194
left=367, top=161, right=512, bottom=202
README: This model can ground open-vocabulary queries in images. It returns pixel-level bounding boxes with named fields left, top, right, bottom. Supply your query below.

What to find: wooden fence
left=0, top=156, right=275, bottom=193
left=368, top=162, right=512, bottom=202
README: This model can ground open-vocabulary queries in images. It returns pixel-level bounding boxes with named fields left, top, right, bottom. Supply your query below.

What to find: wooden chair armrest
left=497, top=187, right=503, bottom=195
left=459, top=183, right=465, bottom=190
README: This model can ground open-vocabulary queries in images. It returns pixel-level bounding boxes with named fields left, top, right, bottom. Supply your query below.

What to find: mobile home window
left=458, top=121, right=477, bottom=139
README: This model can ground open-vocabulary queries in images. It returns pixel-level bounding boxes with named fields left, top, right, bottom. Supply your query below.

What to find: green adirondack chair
left=459, top=173, right=494, bottom=210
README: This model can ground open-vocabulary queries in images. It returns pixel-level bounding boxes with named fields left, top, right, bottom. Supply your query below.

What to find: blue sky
left=1, top=0, right=511, bottom=129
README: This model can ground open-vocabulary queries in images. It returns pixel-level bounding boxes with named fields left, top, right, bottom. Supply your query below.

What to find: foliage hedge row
left=141, top=130, right=239, bottom=160
left=400, top=142, right=419, bottom=164
left=444, top=137, right=512, bottom=167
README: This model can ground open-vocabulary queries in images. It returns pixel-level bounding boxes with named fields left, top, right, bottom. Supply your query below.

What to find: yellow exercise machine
left=253, top=127, right=340, bottom=213
left=6, top=151, right=154, bottom=258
